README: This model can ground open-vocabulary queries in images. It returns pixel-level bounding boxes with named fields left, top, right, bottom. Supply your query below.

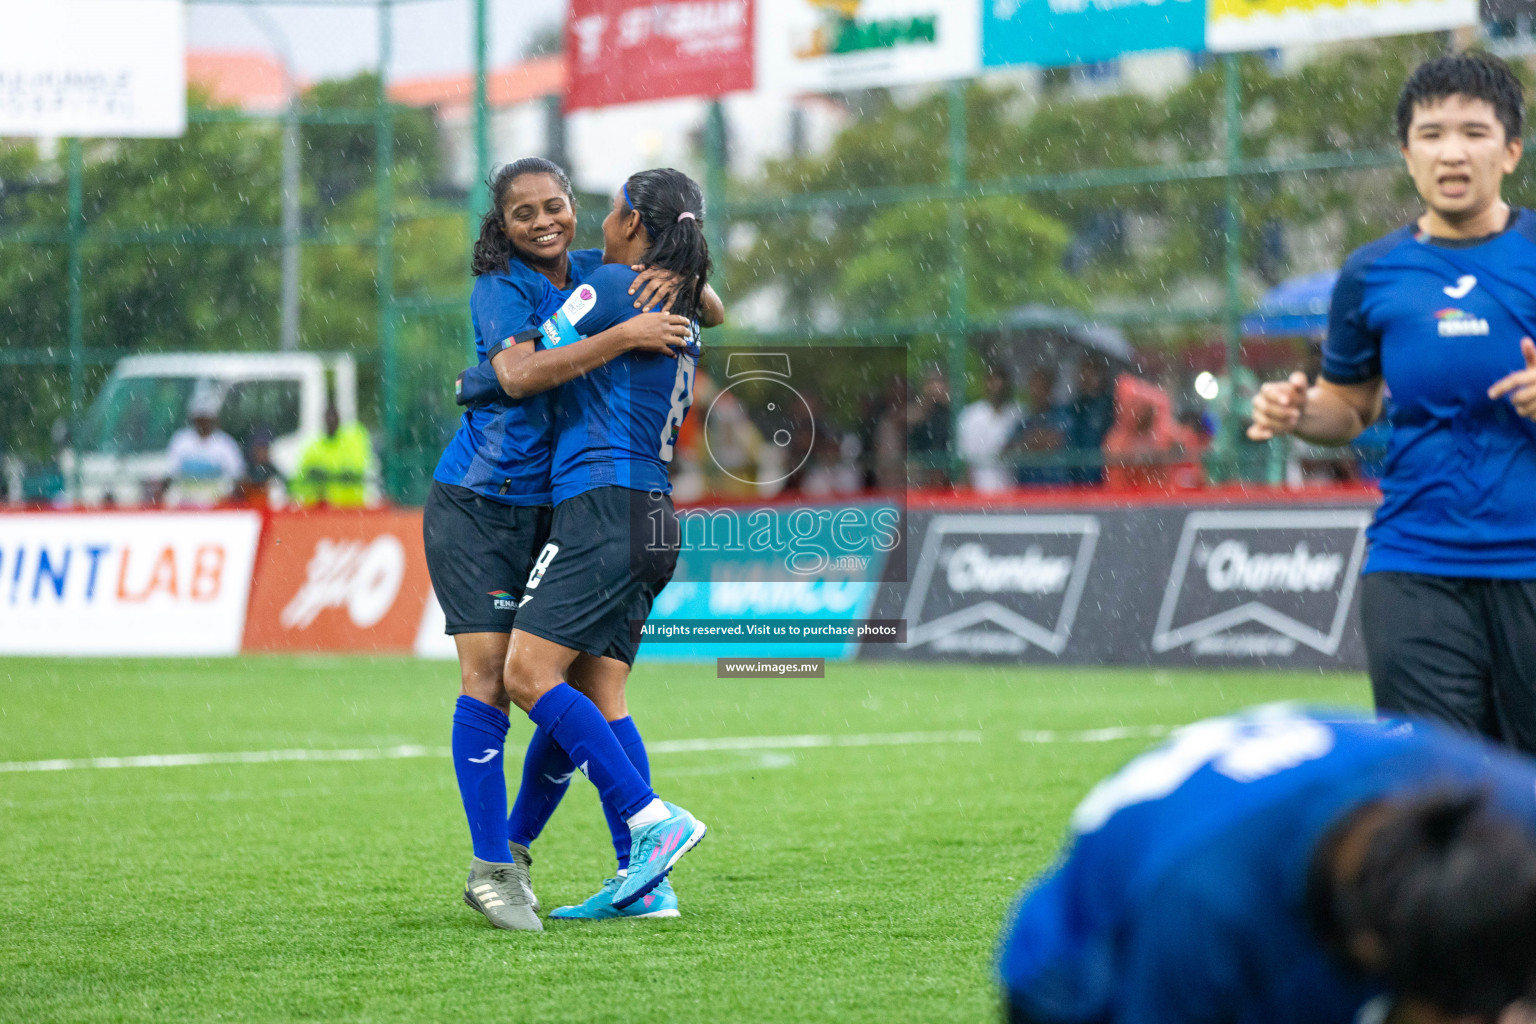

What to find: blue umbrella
left=1241, top=270, right=1339, bottom=339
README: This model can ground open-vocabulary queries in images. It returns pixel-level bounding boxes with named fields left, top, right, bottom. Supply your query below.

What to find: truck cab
left=61, top=352, right=359, bottom=507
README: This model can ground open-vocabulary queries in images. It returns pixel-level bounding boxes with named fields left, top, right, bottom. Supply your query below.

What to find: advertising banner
left=984, top=0, right=1205, bottom=68
left=0, top=511, right=260, bottom=656
left=0, top=1, right=186, bottom=138
left=756, top=0, right=981, bottom=94
left=565, top=0, right=754, bottom=110
left=1206, top=0, right=1476, bottom=52
left=861, top=497, right=1377, bottom=669
left=243, top=509, right=434, bottom=654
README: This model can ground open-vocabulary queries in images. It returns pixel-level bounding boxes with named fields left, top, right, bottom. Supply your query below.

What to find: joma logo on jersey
left=1435, top=308, right=1490, bottom=337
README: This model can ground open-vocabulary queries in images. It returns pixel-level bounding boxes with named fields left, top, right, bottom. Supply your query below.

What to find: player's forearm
left=700, top=284, right=724, bottom=328
left=492, top=331, right=630, bottom=399
left=1292, top=386, right=1374, bottom=446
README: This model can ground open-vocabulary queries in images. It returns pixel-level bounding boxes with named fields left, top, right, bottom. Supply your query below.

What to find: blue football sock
left=506, top=726, right=573, bottom=849
left=451, top=695, right=512, bottom=863
left=527, top=684, right=655, bottom=823
left=606, top=716, right=651, bottom=871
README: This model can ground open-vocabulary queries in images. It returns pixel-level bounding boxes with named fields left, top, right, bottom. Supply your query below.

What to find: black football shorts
left=422, top=481, right=552, bottom=635
left=511, top=485, right=678, bottom=666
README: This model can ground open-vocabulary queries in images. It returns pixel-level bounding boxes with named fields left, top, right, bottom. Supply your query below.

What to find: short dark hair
left=471, top=157, right=576, bottom=276
left=621, top=167, right=712, bottom=321
left=1396, top=52, right=1525, bottom=145
left=1313, top=792, right=1536, bottom=1017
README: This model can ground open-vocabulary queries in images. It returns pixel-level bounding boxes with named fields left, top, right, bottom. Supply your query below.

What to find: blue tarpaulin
left=1241, top=270, right=1338, bottom=338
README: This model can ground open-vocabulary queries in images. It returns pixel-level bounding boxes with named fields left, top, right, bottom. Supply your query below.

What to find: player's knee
left=501, top=657, right=545, bottom=714
left=460, top=665, right=509, bottom=712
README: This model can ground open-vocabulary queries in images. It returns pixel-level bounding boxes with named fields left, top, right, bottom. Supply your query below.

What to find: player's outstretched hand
left=1488, top=337, right=1536, bottom=421
left=1247, top=371, right=1310, bottom=441
left=615, top=311, right=694, bottom=355
left=629, top=265, right=685, bottom=313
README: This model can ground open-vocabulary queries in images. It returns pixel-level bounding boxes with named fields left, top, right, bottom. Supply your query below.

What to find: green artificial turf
left=0, top=657, right=1370, bottom=1023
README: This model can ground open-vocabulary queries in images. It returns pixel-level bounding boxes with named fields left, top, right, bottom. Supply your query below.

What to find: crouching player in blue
left=998, top=705, right=1536, bottom=1024
left=487, top=167, right=711, bottom=917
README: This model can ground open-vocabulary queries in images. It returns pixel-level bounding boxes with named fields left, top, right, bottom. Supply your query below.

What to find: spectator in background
left=290, top=402, right=375, bottom=508
left=867, top=373, right=908, bottom=492
left=1013, top=366, right=1070, bottom=486
left=237, top=428, right=285, bottom=508
left=958, top=368, right=1022, bottom=493
left=1064, top=356, right=1116, bottom=485
left=907, top=370, right=951, bottom=488
left=163, top=390, right=244, bottom=508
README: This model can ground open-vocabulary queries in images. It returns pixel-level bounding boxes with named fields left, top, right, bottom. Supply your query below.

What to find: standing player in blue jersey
left=424, top=157, right=703, bottom=932
left=486, top=167, right=711, bottom=917
left=998, top=705, right=1536, bottom=1024
left=1250, top=53, right=1536, bottom=751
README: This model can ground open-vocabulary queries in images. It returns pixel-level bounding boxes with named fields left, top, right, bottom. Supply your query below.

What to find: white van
left=61, top=352, right=359, bottom=507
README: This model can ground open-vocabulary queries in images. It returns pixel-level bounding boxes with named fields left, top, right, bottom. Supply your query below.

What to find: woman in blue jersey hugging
left=465, top=167, right=714, bottom=922
left=424, top=157, right=719, bottom=932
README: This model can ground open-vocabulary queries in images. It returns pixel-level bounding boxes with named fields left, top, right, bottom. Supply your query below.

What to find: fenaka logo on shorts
left=489, top=589, right=515, bottom=611
left=1151, top=510, right=1370, bottom=658
left=1435, top=307, right=1489, bottom=337
left=902, top=515, right=1099, bottom=656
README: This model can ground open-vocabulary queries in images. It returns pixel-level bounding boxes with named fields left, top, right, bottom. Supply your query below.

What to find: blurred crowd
left=666, top=353, right=1389, bottom=502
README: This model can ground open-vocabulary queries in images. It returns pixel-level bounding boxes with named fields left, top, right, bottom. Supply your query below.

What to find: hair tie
left=677, top=211, right=697, bottom=223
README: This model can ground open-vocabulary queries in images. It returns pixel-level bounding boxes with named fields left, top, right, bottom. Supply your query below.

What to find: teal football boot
left=549, top=876, right=679, bottom=920
left=612, top=802, right=706, bottom=909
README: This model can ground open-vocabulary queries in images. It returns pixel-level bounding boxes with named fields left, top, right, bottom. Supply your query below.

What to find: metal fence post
left=376, top=0, right=398, bottom=500
left=946, top=80, right=969, bottom=484
left=67, top=138, right=84, bottom=500
left=704, top=99, right=726, bottom=294
left=1220, top=53, right=1244, bottom=482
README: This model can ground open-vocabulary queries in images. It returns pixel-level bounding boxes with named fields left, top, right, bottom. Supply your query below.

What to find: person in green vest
left=291, top=403, right=376, bottom=508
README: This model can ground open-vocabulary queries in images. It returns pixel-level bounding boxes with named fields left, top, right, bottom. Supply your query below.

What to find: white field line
left=0, top=725, right=1169, bottom=775
left=1018, top=725, right=1172, bottom=743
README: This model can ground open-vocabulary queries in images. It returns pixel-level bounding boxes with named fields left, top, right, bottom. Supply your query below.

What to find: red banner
left=243, top=509, right=433, bottom=654
left=565, top=0, right=754, bottom=111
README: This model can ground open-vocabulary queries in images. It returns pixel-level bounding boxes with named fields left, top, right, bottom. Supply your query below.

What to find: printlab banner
left=756, top=0, right=980, bottom=93
left=861, top=501, right=1376, bottom=669
left=0, top=511, right=260, bottom=656
left=984, top=0, right=1205, bottom=68
left=0, top=0, right=186, bottom=138
left=565, top=0, right=755, bottom=110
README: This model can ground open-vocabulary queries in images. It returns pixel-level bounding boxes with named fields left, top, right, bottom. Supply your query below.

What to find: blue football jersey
left=997, top=705, right=1536, bottom=1024
left=433, top=249, right=603, bottom=505
left=1323, top=211, right=1536, bottom=578
left=536, top=263, right=700, bottom=504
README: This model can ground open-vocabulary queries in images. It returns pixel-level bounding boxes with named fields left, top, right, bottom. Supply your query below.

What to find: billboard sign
left=1150, top=509, right=1371, bottom=658
left=1206, top=0, right=1476, bottom=51
left=757, top=0, right=981, bottom=94
left=901, top=514, right=1100, bottom=656
left=983, top=0, right=1205, bottom=68
left=243, top=510, right=434, bottom=654
left=0, top=511, right=259, bottom=656
left=565, top=0, right=755, bottom=110
left=0, top=1, right=186, bottom=138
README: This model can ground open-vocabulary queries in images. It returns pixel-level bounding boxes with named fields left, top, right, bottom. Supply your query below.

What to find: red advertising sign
left=565, top=0, right=754, bottom=111
left=243, top=509, right=433, bottom=654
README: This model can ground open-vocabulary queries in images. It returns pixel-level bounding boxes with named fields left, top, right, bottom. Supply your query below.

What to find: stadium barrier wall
left=0, top=491, right=1380, bottom=667
left=857, top=489, right=1378, bottom=670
